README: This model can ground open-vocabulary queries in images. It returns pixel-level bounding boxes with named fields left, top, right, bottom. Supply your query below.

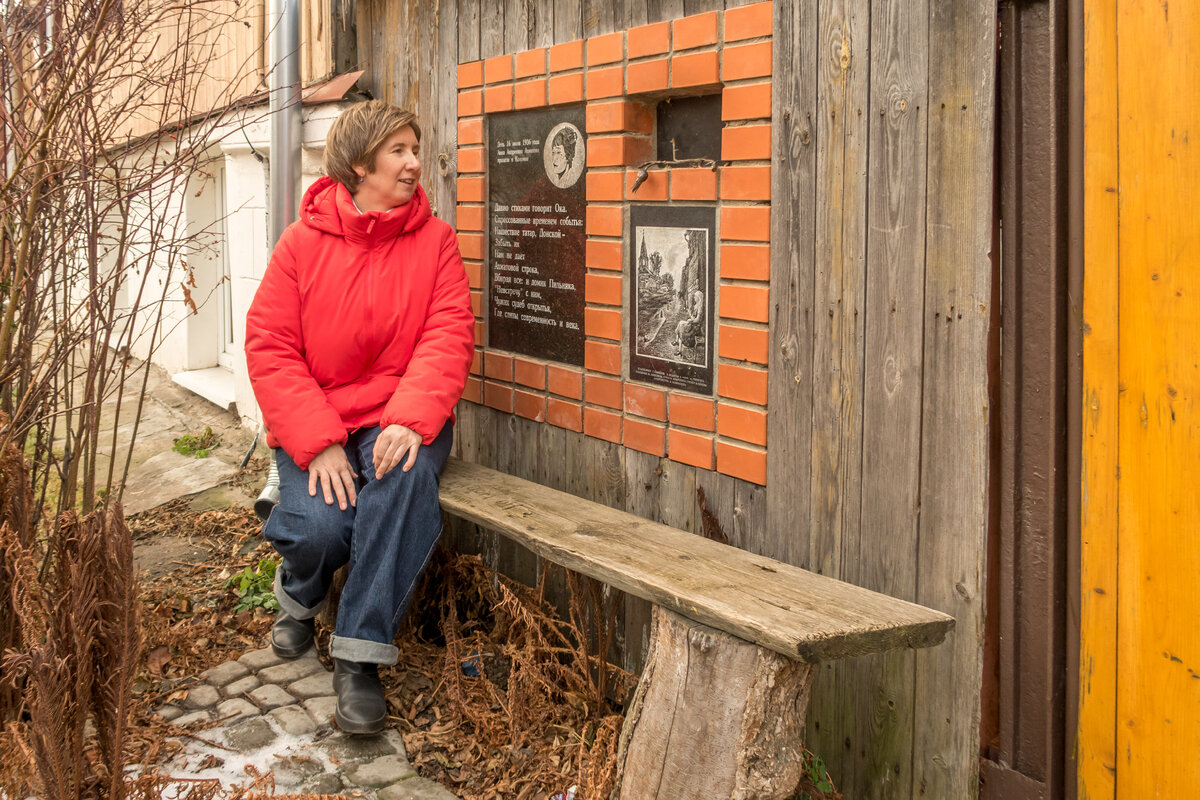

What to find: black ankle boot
left=333, top=658, right=387, bottom=734
left=270, top=612, right=315, bottom=659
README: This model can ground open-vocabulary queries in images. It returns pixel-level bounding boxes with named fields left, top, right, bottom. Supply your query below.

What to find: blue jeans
left=264, top=421, right=452, bottom=664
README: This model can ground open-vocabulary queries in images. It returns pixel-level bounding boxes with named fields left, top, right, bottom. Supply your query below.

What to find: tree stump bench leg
left=614, top=606, right=815, bottom=800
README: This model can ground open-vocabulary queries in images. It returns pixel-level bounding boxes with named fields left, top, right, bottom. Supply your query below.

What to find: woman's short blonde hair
left=324, top=100, right=422, bottom=192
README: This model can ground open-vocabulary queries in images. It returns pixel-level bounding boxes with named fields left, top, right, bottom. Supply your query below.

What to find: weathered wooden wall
left=354, top=1, right=994, bottom=797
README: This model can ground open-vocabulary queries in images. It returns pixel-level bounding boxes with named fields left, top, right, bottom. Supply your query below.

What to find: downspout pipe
left=258, top=0, right=302, bottom=519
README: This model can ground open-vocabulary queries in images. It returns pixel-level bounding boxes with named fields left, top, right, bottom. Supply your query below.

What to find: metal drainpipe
left=257, top=0, right=302, bottom=519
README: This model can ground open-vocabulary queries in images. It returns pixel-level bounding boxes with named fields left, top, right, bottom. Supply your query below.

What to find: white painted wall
left=114, top=102, right=350, bottom=428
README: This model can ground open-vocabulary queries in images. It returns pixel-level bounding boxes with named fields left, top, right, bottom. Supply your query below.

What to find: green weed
left=224, top=556, right=280, bottom=613
left=172, top=425, right=219, bottom=458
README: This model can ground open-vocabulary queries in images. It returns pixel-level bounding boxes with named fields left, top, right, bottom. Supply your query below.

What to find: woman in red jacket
left=245, top=101, right=474, bottom=734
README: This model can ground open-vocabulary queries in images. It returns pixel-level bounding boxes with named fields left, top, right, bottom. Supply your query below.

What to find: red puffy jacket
left=245, top=176, right=474, bottom=469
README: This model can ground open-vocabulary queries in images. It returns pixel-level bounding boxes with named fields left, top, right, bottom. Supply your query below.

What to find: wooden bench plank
left=439, top=458, right=954, bottom=662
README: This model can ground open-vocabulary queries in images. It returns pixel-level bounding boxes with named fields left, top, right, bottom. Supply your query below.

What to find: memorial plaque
left=629, top=205, right=716, bottom=394
left=487, top=106, right=586, bottom=365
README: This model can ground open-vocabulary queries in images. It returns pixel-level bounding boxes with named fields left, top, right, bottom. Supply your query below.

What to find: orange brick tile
left=514, top=47, right=547, bottom=78
left=725, top=1, right=773, bottom=42
left=720, top=165, right=772, bottom=201
left=624, top=383, right=667, bottom=421
left=457, top=176, right=484, bottom=203
left=483, top=381, right=514, bottom=413
left=586, top=204, right=623, bottom=237
left=513, top=357, right=546, bottom=390
left=626, top=168, right=668, bottom=201
left=587, top=135, right=652, bottom=167
left=549, top=73, right=584, bottom=105
left=669, top=429, right=715, bottom=470
left=628, top=21, right=670, bottom=59
left=514, top=389, right=547, bottom=422
left=586, top=66, right=625, bottom=100
left=627, top=58, right=669, bottom=94
left=457, top=231, right=484, bottom=260
left=586, top=307, right=623, bottom=340
left=515, top=78, right=547, bottom=109
left=586, top=100, right=654, bottom=133
left=624, top=418, right=666, bottom=456
left=549, top=40, right=584, bottom=72
left=484, top=84, right=513, bottom=113
left=723, top=41, right=773, bottom=81
left=484, top=55, right=513, bottom=83
left=670, top=167, right=718, bottom=201
left=469, top=290, right=482, bottom=317
left=721, top=124, right=772, bottom=160
left=669, top=393, right=715, bottom=431
left=458, top=146, right=485, bottom=174
left=586, top=239, right=624, bottom=270
left=585, top=374, right=623, bottom=408
left=673, top=11, right=718, bottom=50
left=464, top=261, right=482, bottom=289
left=587, top=171, right=625, bottom=202
left=547, top=398, right=583, bottom=431
left=717, top=441, right=767, bottom=484
left=718, top=364, right=768, bottom=404
left=720, top=206, right=771, bottom=241
left=458, top=89, right=482, bottom=117
left=718, top=323, right=769, bottom=364
left=484, top=351, right=513, bottom=381
left=474, top=320, right=485, bottom=342
left=720, top=243, right=770, bottom=280
left=470, top=349, right=482, bottom=376
left=672, top=51, right=720, bottom=89
left=547, top=365, right=583, bottom=399
left=584, top=407, right=622, bottom=443
left=458, top=117, right=483, bottom=145
left=717, top=403, right=768, bottom=446
left=456, top=204, right=484, bottom=232
left=722, top=81, right=773, bottom=121
left=585, top=273, right=624, bottom=306
left=720, top=284, right=770, bottom=323
left=462, top=377, right=482, bottom=404
left=587, top=32, right=624, bottom=66
left=457, top=61, right=482, bottom=88
left=585, top=341, right=622, bottom=375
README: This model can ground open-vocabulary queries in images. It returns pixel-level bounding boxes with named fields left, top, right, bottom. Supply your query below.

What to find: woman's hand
left=308, top=443, right=358, bottom=510
left=373, top=424, right=422, bottom=478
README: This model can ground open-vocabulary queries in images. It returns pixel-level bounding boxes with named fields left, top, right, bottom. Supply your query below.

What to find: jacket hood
left=300, top=175, right=431, bottom=245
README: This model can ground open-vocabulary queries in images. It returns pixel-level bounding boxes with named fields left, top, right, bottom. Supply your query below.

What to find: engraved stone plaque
left=629, top=205, right=716, bottom=394
left=487, top=106, right=586, bottom=365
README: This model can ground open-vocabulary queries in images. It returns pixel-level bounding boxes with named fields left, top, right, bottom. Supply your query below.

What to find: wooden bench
left=438, top=458, right=954, bottom=799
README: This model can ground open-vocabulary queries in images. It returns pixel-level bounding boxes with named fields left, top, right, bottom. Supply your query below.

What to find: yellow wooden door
left=1080, top=1, right=1200, bottom=796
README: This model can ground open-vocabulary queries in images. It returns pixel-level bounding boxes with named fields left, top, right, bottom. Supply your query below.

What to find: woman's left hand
left=373, top=424, right=422, bottom=478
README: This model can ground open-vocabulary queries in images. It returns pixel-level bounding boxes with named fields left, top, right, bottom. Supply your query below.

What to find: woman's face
left=355, top=125, right=421, bottom=212
left=551, top=142, right=568, bottom=175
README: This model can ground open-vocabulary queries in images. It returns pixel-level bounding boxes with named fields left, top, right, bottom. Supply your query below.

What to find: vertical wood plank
left=1077, top=0, right=1118, bottom=795
left=505, top=0, right=533, bottom=54
left=846, top=0, right=929, bottom=794
left=554, top=0, right=583, bottom=42
left=433, top=0, right=459, bottom=225
left=458, top=0, right=481, bottom=63
left=1114, top=3, right=1200, bottom=796
left=766, top=0, right=816, bottom=568
left=911, top=0, right=994, bottom=797
left=623, top=450, right=662, bottom=673
left=805, top=3, right=870, bottom=783
left=645, top=0, right=685, bottom=25
left=481, top=3, right=505, bottom=59
left=583, top=0, right=614, bottom=37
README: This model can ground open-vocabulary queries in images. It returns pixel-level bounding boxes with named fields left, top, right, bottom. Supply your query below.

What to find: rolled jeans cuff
left=330, top=634, right=399, bottom=665
left=274, top=569, right=327, bottom=620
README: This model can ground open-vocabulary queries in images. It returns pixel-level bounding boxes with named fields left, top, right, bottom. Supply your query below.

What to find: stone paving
left=152, top=646, right=457, bottom=798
